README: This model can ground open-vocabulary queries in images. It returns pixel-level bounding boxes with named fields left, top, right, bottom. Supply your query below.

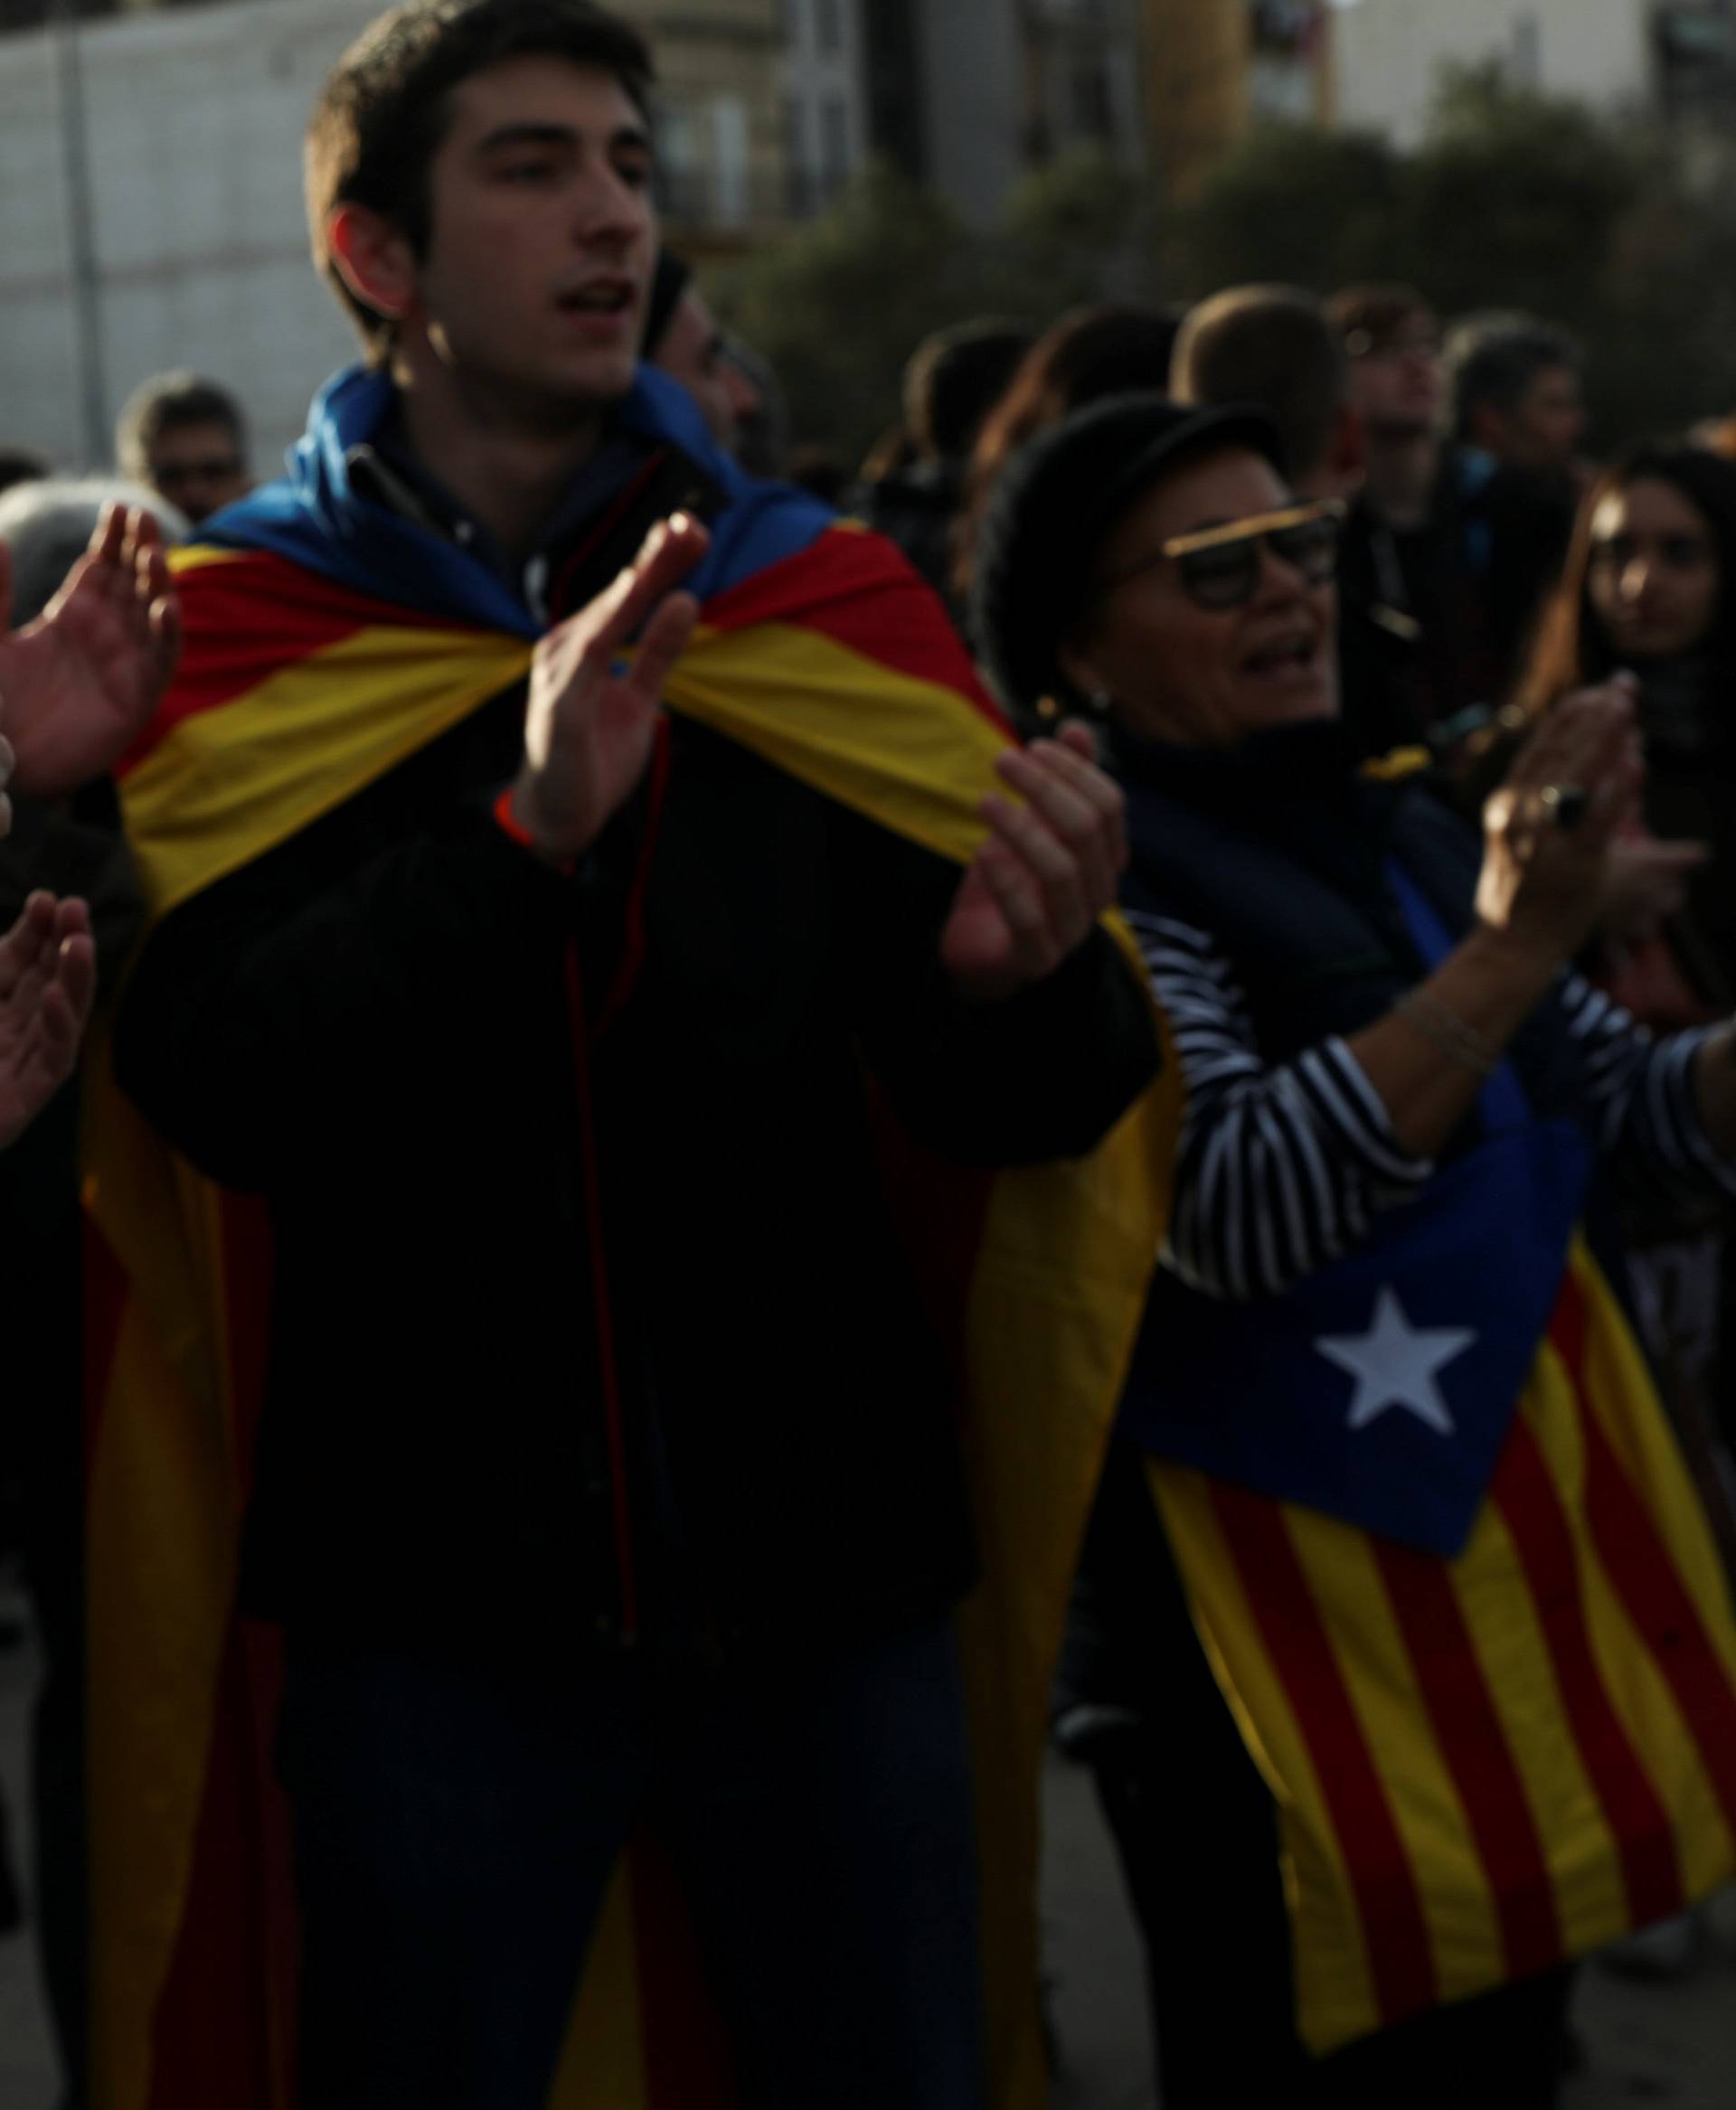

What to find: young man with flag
left=90, top=5, right=1171, bottom=2106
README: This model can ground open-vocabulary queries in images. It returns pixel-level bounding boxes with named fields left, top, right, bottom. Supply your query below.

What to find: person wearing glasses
left=1170, top=281, right=1437, bottom=763
left=115, top=371, right=253, bottom=527
left=973, top=394, right=1736, bottom=2105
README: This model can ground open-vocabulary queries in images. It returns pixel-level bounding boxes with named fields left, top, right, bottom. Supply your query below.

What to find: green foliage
left=995, top=146, right=1156, bottom=306
left=718, top=165, right=982, bottom=470
left=1171, top=124, right=1405, bottom=295
left=720, top=68, right=1736, bottom=461
left=1400, top=64, right=1643, bottom=325
left=717, top=151, right=1157, bottom=470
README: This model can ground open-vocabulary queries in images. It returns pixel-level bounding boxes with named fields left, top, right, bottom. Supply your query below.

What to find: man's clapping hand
left=510, top=513, right=709, bottom=865
left=0, top=892, right=95, bottom=1149
left=941, top=723, right=1129, bottom=1003
left=0, top=504, right=181, bottom=800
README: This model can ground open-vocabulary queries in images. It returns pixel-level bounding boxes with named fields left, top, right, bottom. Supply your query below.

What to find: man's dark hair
left=1172, top=285, right=1346, bottom=484
left=115, top=372, right=248, bottom=482
left=903, top=321, right=1034, bottom=465
left=1445, top=313, right=1580, bottom=442
left=0, top=447, right=51, bottom=497
left=1326, top=282, right=1434, bottom=361
left=306, top=0, right=655, bottom=356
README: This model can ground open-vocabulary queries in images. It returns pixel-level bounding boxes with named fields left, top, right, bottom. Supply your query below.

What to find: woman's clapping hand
left=1476, top=679, right=1642, bottom=968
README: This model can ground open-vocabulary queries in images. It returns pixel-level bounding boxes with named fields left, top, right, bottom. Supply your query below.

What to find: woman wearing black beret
left=974, top=396, right=1736, bottom=2106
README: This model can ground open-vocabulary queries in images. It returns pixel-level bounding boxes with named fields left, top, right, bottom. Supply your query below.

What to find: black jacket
left=115, top=675, right=1158, bottom=1663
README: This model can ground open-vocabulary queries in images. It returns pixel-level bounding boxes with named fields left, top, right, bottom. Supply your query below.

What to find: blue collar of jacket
left=197, top=361, right=835, bottom=640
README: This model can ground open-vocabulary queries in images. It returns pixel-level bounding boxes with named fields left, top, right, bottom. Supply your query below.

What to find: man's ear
left=1332, top=402, right=1368, bottom=492
left=326, top=203, right=420, bottom=325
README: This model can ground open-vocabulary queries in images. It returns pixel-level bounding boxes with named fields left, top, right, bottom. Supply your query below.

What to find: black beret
left=970, top=392, right=1288, bottom=719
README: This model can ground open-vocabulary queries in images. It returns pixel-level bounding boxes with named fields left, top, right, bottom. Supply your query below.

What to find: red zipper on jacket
left=559, top=720, right=673, bottom=1645
left=565, top=944, right=639, bottom=1644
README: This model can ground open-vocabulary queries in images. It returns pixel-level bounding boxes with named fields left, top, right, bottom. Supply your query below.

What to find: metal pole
left=51, top=0, right=108, bottom=469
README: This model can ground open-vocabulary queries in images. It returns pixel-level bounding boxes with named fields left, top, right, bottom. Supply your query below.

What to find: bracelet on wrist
left=1394, top=988, right=1500, bottom=1079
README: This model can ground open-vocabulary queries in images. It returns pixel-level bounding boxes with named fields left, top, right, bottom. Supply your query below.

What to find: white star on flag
left=1316, top=1286, right=1477, bottom=1437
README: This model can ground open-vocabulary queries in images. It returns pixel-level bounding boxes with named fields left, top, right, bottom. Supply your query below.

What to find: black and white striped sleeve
left=1129, top=910, right=1434, bottom=1303
left=1557, top=972, right=1736, bottom=1203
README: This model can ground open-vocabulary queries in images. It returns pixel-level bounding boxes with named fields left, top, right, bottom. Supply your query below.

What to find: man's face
left=1486, top=362, right=1586, bottom=474
left=410, top=58, right=657, bottom=419
left=145, top=421, right=250, bottom=523
left=1344, top=313, right=1442, bottom=442
left=656, top=286, right=764, bottom=454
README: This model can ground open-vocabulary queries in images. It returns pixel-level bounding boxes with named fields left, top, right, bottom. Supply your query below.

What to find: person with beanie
left=974, top=392, right=1736, bottom=2107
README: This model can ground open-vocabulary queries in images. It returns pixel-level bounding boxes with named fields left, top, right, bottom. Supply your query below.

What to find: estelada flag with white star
left=1125, top=872, right=1736, bottom=2058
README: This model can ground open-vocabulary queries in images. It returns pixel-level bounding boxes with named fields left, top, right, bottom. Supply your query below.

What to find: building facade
left=1330, top=0, right=1736, bottom=146
left=621, top=0, right=789, bottom=240
left=0, top=0, right=809, bottom=471
left=862, top=0, right=1145, bottom=231
left=778, top=0, right=871, bottom=219
left=1139, top=0, right=1333, bottom=195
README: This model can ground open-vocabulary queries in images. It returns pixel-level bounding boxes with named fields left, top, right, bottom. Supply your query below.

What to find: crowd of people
left=3, top=3, right=1736, bottom=2107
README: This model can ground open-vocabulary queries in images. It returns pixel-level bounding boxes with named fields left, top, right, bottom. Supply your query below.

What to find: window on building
left=711, top=94, right=751, bottom=228
left=1071, top=59, right=1115, bottom=139
left=656, top=101, right=703, bottom=225
left=1510, top=14, right=1541, bottom=88
left=820, top=91, right=851, bottom=193
left=1656, top=3, right=1736, bottom=116
left=784, top=92, right=815, bottom=219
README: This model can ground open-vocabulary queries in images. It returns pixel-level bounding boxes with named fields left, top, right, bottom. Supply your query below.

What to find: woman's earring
left=1089, top=688, right=1114, bottom=717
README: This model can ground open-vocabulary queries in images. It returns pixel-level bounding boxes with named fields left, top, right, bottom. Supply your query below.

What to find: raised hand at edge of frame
left=0, top=504, right=182, bottom=802
left=0, top=892, right=95, bottom=1151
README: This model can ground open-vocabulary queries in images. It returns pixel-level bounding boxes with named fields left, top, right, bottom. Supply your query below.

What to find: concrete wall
left=0, top=0, right=376, bottom=476
left=915, top=0, right=1028, bottom=229
left=0, top=0, right=794, bottom=478
left=779, top=0, right=871, bottom=216
left=1333, top=0, right=1653, bottom=146
left=1141, top=0, right=1251, bottom=194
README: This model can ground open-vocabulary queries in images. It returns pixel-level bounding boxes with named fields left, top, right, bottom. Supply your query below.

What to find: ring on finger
left=1538, top=783, right=1590, bottom=832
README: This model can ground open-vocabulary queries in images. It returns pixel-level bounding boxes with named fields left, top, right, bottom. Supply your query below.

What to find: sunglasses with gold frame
left=1097, top=496, right=1348, bottom=611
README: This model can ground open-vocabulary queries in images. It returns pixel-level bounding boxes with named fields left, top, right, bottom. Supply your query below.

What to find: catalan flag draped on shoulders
left=81, top=360, right=1179, bottom=2110
left=1103, top=726, right=1736, bottom=2063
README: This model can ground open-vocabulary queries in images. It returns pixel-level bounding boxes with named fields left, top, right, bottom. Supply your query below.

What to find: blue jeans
left=277, top=1620, right=986, bottom=2109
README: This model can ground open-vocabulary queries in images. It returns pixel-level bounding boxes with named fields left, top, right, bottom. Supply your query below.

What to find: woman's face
left=1586, top=476, right=1721, bottom=664
left=1063, top=447, right=1339, bottom=749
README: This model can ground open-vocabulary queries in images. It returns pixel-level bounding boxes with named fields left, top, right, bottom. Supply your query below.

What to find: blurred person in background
left=1515, top=447, right=1736, bottom=1573
left=975, top=391, right=1736, bottom=2107
left=640, top=247, right=766, bottom=460
left=1171, top=282, right=1433, bottom=759
left=1330, top=283, right=1485, bottom=754
left=1446, top=313, right=1587, bottom=687
left=719, top=334, right=788, bottom=481
left=855, top=319, right=1033, bottom=600
left=1449, top=312, right=1588, bottom=484
left=0, top=493, right=178, bottom=2102
left=953, top=302, right=1183, bottom=608
left=115, top=371, right=253, bottom=526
